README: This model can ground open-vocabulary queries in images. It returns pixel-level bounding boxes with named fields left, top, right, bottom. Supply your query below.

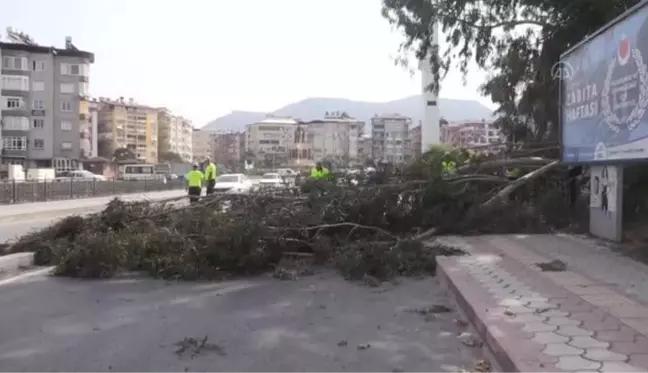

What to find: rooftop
left=0, top=29, right=94, bottom=62
left=255, top=117, right=299, bottom=125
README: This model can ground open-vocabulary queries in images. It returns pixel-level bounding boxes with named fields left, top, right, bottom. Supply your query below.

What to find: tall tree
left=159, top=152, right=185, bottom=163
left=381, top=0, right=639, bottom=142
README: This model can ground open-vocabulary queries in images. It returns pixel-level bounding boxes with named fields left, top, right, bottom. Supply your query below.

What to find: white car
left=213, top=174, right=254, bottom=193
left=55, top=170, right=106, bottom=181
left=259, top=173, right=284, bottom=188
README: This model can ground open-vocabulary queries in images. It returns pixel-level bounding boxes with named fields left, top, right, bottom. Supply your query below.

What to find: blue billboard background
left=560, top=2, right=648, bottom=163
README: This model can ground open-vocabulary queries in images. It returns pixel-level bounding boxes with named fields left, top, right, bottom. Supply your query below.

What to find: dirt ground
left=0, top=269, right=488, bottom=372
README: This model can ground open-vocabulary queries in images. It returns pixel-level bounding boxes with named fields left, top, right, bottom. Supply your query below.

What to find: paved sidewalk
left=436, top=234, right=648, bottom=372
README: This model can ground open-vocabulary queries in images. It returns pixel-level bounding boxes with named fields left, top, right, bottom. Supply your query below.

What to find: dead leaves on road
left=174, top=336, right=225, bottom=359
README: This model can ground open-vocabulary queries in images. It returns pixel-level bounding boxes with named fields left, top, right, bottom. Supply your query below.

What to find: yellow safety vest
left=311, top=167, right=330, bottom=179
left=186, top=170, right=204, bottom=187
left=442, top=161, right=456, bottom=173
left=205, top=162, right=217, bottom=180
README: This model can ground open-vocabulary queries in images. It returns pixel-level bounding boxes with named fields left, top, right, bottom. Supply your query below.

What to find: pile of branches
left=2, top=146, right=587, bottom=282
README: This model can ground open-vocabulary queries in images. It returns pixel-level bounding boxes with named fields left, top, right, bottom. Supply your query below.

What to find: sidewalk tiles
left=435, top=234, right=648, bottom=372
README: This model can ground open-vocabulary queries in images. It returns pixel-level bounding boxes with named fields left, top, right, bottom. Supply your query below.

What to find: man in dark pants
left=204, top=157, right=217, bottom=195
left=186, top=163, right=204, bottom=203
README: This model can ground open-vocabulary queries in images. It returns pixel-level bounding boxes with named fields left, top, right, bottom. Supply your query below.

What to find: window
left=32, top=99, right=45, bottom=110
left=78, top=82, right=89, bottom=96
left=32, top=80, right=45, bottom=91
left=1, top=75, right=29, bottom=90
left=60, top=83, right=74, bottom=94
left=53, top=158, right=76, bottom=172
left=2, top=56, right=27, bottom=71
left=2, top=136, right=27, bottom=150
left=60, top=120, right=73, bottom=131
left=2, top=117, right=29, bottom=131
left=32, top=60, right=45, bottom=71
left=61, top=100, right=72, bottom=112
left=60, top=142, right=72, bottom=150
left=60, top=63, right=85, bottom=76
left=33, top=139, right=45, bottom=149
left=33, top=119, right=45, bottom=129
left=4, top=97, right=24, bottom=109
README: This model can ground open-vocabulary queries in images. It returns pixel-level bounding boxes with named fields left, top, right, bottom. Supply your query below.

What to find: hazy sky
left=3, top=0, right=494, bottom=126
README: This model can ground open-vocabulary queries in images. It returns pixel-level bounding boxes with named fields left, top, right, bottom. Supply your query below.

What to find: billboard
left=560, top=1, right=648, bottom=163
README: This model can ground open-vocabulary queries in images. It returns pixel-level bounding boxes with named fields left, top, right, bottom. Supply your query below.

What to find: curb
left=436, top=256, right=533, bottom=372
left=0, top=252, right=34, bottom=276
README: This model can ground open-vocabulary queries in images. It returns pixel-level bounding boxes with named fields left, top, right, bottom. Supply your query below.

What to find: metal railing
left=0, top=178, right=185, bottom=204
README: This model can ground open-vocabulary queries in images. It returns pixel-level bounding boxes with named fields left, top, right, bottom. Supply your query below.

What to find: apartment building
left=192, top=128, right=214, bottom=162
left=1, top=31, right=94, bottom=171
left=409, top=124, right=422, bottom=159
left=96, top=97, right=159, bottom=163
left=79, top=99, right=99, bottom=158
left=440, top=119, right=502, bottom=148
left=301, top=111, right=364, bottom=167
left=371, top=113, right=412, bottom=164
left=357, top=135, right=372, bottom=164
left=213, top=131, right=245, bottom=168
left=158, top=109, right=193, bottom=162
left=246, top=115, right=298, bottom=167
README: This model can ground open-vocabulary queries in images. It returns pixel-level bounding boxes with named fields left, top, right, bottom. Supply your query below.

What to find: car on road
left=55, top=170, right=106, bottom=182
left=259, top=173, right=285, bottom=189
left=213, top=174, right=255, bottom=193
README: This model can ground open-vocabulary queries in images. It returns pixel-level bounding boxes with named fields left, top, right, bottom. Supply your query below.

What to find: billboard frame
left=558, top=0, right=648, bottom=165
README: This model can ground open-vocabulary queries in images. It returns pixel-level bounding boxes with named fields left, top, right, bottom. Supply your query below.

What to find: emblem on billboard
left=551, top=61, right=574, bottom=80
left=601, top=35, right=648, bottom=133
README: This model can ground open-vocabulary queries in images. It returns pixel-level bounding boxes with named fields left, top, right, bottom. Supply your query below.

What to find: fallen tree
left=2, top=146, right=587, bottom=282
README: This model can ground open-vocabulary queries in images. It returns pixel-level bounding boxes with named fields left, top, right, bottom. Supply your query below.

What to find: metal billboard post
left=557, top=0, right=648, bottom=242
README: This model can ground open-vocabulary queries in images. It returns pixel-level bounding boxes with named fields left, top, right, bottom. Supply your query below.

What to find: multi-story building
left=1, top=30, right=94, bottom=171
left=96, top=97, right=159, bottom=163
left=301, top=111, right=364, bottom=167
left=79, top=99, right=99, bottom=158
left=441, top=119, right=502, bottom=148
left=409, top=124, right=422, bottom=159
left=213, top=130, right=245, bottom=168
left=157, top=108, right=193, bottom=162
left=191, top=128, right=214, bottom=162
left=371, top=113, right=412, bottom=164
left=357, top=135, right=372, bottom=164
left=246, top=115, right=298, bottom=167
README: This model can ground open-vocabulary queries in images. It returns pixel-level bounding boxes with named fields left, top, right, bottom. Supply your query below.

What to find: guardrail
left=0, top=179, right=185, bottom=204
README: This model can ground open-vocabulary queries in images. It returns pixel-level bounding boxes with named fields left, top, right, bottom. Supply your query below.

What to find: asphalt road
left=0, top=190, right=186, bottom=221
left=0, top=270, right=486, bottom=372
left=0, top=190, right=187, bottom=243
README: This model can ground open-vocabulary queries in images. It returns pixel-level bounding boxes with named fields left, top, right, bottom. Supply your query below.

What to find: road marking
left=0, top=266, right=54, bottom=287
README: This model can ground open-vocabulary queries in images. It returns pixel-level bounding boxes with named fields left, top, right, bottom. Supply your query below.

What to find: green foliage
left=113, top=147, right=137, bottom=162
left=381, top=0, right=640, bottom=141
left=3, top=156, right=587, bottom=282
left=159, top=152, right=186, bottom=163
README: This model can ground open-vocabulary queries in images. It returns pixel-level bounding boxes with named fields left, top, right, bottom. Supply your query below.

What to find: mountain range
left=202, top=95, right=495, bottom=132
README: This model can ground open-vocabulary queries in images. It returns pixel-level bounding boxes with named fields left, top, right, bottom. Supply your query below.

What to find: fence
left=0, top=178, right=185, bottom=204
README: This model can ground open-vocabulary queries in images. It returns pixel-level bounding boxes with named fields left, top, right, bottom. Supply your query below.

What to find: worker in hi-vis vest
left=204, top=156, right=217, bottom=195
left=185, top=163, right=204, bottom=203
left=441, top=159, right=457, bottom=175
left=310, top=162, right=331, bottom=179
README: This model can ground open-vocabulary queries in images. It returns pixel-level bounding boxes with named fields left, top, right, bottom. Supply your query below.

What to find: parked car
left=55, top=170, right=106, bottom=182
left=259, top=173, right=284, bottom=189
left=213, top=174, right=255, bottom=193
left=276, top=168, right=297, bottom=177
